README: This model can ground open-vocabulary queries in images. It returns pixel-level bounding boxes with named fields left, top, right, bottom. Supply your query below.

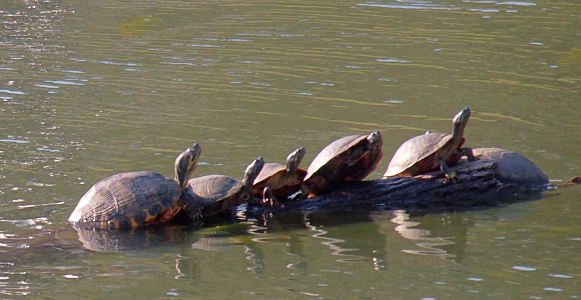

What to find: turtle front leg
left=298, top=183, right=313, bottom=199
left=182, top=198, right=202, bottom=221
left=261, top=186, right=277, bottom=206
left=439, top=157, right=457, bottom=183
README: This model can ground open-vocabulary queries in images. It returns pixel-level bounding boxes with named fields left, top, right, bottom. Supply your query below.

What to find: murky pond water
left=1, top=0, right=581, bottom=298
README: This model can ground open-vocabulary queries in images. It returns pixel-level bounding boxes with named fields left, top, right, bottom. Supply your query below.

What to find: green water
left=1, top=0, right=580, bottom=298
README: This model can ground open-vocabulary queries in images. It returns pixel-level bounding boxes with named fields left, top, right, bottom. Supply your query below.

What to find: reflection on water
left=388, top=210, right=457, bottom=259
left=73, top=224, right=199, bottom=252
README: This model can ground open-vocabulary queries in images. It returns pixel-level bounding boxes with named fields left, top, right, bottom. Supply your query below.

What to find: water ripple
left=377, top=58, right=412, bottom=63
left=45, top=80, right=85, bottom=86
left=467, top=277, right=484, bottom=281
left=0, top=89, right=26, bottom=95
left=34, top=84, right=60, bottom=89
left=496, top=1, right=536, bottom=6
left=357, top=2, right=461, bottom=11
left=549, top=274, right=573, bottom=279
left=160, top=62, right=198, bottom=66
left=61, top=69, right=86, bottom=74
left=0, top=139, right=30, bottom=144
left=185, top=44, right=222, bottom=48
left=513, top=265, right=537, bottom=271
left=93, top=60, right=142, bottom=66
left=192, top=37, right=253, bottom=42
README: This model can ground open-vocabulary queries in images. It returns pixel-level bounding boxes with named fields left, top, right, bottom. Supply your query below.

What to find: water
left=1, top=0, right=581, bottom=298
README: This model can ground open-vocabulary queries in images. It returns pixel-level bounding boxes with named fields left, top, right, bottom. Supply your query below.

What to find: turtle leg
left=439, top=157, right=457, bottom=183
left=297, top=185, right=309, bottom=199
left=182, top=198, right=202, bottom=221
left=298, top=183, right=315, bottom=199
left=168, top=196, right=202, bottom=224
left=461, top=148, right=477, bottom=161
left=262, top=186, right=277, bottom=206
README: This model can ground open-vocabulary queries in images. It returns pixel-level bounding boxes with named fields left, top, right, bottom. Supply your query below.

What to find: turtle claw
left=445, top=171, right=458, bottom=184
left=439, top=157, right=458, bottom=184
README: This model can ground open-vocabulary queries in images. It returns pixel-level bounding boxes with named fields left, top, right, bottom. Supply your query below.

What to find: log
left=246, top=158, right=547, bottom=216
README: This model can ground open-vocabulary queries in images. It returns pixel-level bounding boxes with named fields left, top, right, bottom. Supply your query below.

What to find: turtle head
left=174, top=143, right=202, bottom=190
left=239, top=157, right=265, bottom=204
left=452, top=107, right=471, bottom=137
left=286, top=146, right=306, bottom=173
left=453, top=107, right=471, bottom=128
left=241, top=157, right=265, bottom=189
left=366, top=131, right=383, bottom=150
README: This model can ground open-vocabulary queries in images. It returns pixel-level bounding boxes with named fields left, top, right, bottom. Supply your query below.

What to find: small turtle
left=187, top=157, right=264, bottom=218
left=68, top=143, right=202, bottom=229
left=469, top=148, right=548, bottom=190
left=252, top=147, right=307, bottom=204
left=383, top=107, right=476, bottom=181
left=302, top=131, right=383, bottom=198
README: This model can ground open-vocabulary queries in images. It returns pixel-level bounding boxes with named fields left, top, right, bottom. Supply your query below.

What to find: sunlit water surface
left=1, top=0, right=580, bottom=298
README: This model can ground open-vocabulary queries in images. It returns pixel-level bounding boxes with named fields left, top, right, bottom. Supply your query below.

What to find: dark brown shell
left=305, top=135, right=367, bottom=179
left=187, top=157, right=264, bottom=217
left=187, top=174, right=243, bottom=217
left=68, top=172, right=183, bottom=229
left=384, top=133, right=458, bottom=177
left=254, top=163, right=287, bottom=184
left=69, top=143, right=202, bottom=229
left=384, top=108, right=471, bottom=178
left=304, top=132, right=383, bottom=197
left=252, top=163, right=307, bottom=200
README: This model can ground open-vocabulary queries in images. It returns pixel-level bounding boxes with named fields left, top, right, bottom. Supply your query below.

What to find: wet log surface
left=246, top=159, right=546, bottom=216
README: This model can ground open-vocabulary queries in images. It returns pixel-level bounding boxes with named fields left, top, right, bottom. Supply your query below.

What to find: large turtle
left=187, top=157, right=264, bottom=218
left=252, top=147, right=307, bottom=204
left=383, top=107, right=476, bottom=181
left=68, top=143, right=202, bottom=230
left=302, top=131, right=383, bottom=198
left=469, top=148, right=549, bottom=190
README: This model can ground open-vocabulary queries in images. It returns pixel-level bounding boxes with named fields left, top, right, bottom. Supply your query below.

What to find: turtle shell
left=384, top=132, right=460, bottom=177
left=187, top=174, right=243, bottom=217
left=303, top=131, right=383, bottom=197
left=69, top=143, right=202, bottom=229
left=68, top=171, right=185, bottom=229
left=384, top=108, right=471, bottom=178
left=187, top=157, right=264, bottom=217
left=252, top=162, right=307, bottom=200
left=254, top=163, right=287, bottom=186
left=252, top=147, right=307, bottom=201
left=470, top=148, right=548, bottom=189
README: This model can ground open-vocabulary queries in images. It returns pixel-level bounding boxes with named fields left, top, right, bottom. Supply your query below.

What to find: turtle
left=68, top=143, right=202, bottom=230
left=468, top=148, right=549, bottom=190
left=383, top=107, right=476, bottom=181
left=186, top=157, right=264, bottom=218
left=252, top=147, right=308, bottom=204
left=302, top=131, right=383, bottom=198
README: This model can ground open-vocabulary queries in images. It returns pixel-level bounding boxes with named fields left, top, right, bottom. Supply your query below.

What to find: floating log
left=246, top=158, right=549, bottom=216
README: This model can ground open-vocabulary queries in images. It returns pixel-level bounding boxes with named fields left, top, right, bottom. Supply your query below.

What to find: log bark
left=246, top=159, right=546, bottom=216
